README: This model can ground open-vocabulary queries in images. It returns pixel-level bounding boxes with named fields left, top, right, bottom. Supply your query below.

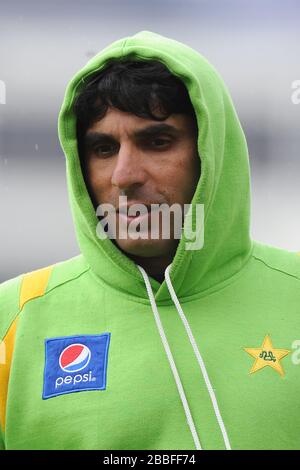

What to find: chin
left=114, top=236, right=178, bottom=259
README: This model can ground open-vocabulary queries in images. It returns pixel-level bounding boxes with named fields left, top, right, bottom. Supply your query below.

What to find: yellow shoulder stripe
left=0, top=317, right=18, bottom=433
left=0, top=265, right=53, bottom=433
left=19, top=265, right=53, bottom=310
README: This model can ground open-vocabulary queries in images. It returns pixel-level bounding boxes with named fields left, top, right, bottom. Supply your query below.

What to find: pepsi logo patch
left=43, top=333, right=111, bottom=399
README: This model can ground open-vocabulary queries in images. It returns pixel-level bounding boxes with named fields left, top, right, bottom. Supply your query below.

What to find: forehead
left=86, top=107, right=196, bottom=137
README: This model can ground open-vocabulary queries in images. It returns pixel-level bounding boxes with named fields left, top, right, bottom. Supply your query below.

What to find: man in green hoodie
left=1, top=31, right=300, bottom=451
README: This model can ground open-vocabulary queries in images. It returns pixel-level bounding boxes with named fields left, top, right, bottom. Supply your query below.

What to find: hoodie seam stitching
left=87, top=247, right=254, bottom=305
left=174, top=251, right=254, bottom=303
left=0, top=311, right=20, bottom=345
left=252, top=255, right=300, bottom=282
left=44, top=266, right=91, bottom=297
left=0, top=267, right=91, bottom=330
left=88, top=268, right=151, bottom=305
left=19, top=266, right=91, bottom=310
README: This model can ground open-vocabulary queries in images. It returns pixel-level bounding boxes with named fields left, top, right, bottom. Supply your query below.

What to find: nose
left=111, top=142, right=147, bottom=191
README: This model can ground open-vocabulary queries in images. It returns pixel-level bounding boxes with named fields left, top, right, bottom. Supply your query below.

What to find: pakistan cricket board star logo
left=244, top=335, right=290, bottom=377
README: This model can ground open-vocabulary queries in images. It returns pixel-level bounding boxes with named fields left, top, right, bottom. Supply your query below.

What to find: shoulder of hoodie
left=0, top=254, right=90, bottom=340
left=252, top=240, right=300, bottom=283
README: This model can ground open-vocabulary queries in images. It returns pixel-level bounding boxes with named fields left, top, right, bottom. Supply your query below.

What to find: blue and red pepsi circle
left=59, top=343, right=91, bottom=372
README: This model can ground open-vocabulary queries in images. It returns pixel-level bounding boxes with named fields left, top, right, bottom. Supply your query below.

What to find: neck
left=113, top=239, right=179, bottom=283
left=129, top=253, right=174, bottom=283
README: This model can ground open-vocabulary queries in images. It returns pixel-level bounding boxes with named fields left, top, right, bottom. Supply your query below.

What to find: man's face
left=81, top=106, right=200, bottom=258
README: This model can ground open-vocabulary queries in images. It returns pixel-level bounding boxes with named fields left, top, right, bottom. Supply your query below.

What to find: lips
left=118, top=207, right=150, bottom=223
left=117, top=202, right=158, bottom=220
left=117, top=203, right=152, bottom=215
left=116, top=203, right=162, bottom=226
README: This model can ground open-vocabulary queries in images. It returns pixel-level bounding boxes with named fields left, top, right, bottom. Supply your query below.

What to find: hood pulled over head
left=58, top=30, right=252, bottom=303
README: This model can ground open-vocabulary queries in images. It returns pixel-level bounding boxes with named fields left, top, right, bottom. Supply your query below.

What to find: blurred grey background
left=1, top=0, right=299, bottom=282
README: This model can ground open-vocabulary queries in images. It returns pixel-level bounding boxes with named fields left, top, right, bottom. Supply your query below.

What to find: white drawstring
left=164, top=264, right=231, bottom=450
left=138, top=263, right=231, bottom=450
left=137, top=264, right=202, bottom=450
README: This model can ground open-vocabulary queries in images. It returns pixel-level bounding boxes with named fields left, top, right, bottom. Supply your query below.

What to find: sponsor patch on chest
left=43, top=333, right=111, bottom=399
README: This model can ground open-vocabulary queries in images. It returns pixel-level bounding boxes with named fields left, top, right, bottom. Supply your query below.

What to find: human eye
left=149, top=136, right=172, bottom=150
left=93, top=142, right=118, bottom=157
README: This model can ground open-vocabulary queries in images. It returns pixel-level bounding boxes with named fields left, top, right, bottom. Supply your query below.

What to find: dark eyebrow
left=133, top=123, right=181, bottom=139
left=84, top=123, right=181, bottom=148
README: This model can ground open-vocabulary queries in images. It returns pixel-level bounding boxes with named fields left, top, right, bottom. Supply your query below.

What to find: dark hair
left=74, top=58, right=197, bottom=150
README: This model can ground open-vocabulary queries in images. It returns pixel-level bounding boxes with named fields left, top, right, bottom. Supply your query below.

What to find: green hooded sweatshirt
left=1, top=31, right=300, bottom=451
